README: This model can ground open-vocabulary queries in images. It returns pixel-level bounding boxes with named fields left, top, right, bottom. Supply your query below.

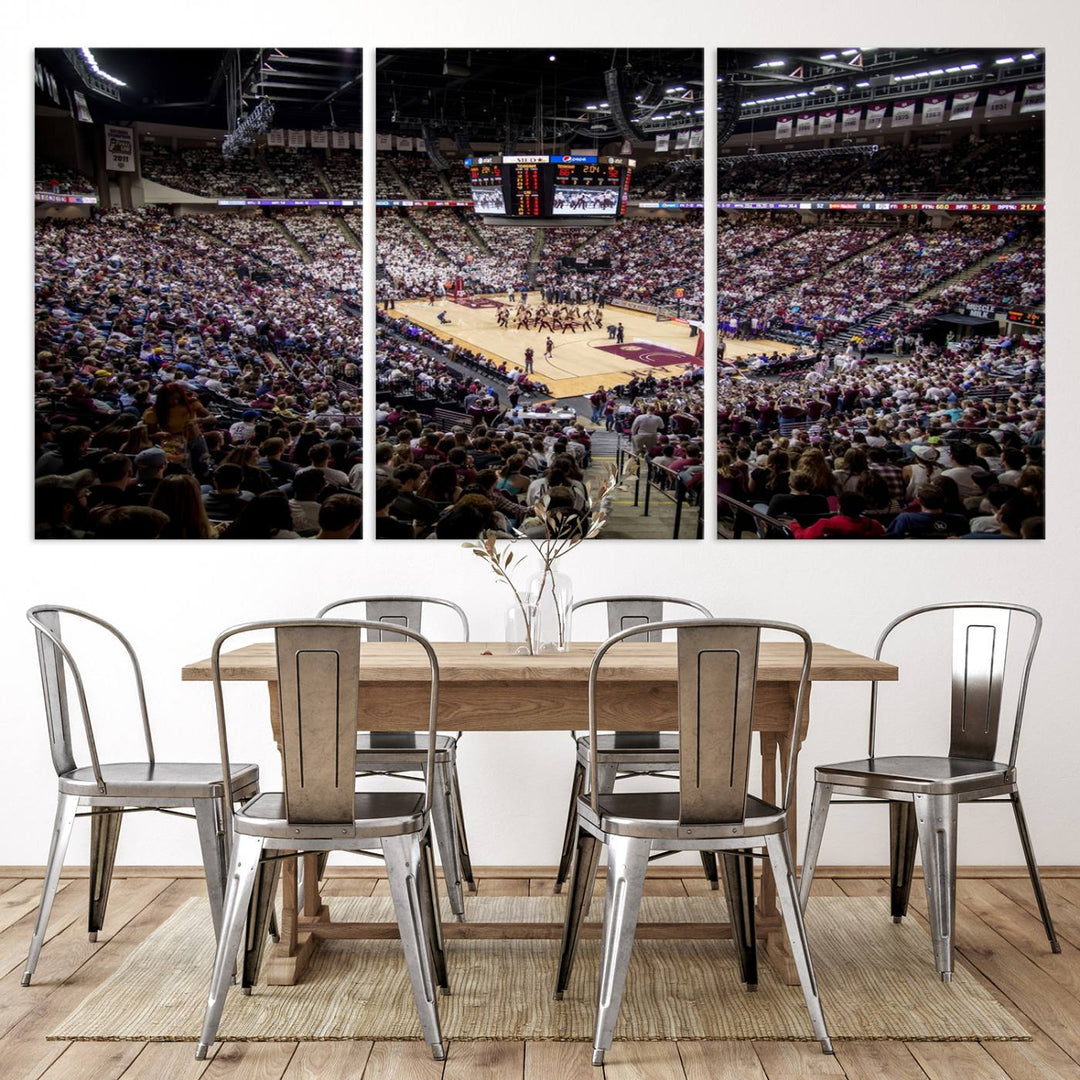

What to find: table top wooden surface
left=181, top=640, right=898, bottom=684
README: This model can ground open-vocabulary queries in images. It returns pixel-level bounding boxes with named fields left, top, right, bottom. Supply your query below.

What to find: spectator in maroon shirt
left=792, top=492, right=886, bottom=539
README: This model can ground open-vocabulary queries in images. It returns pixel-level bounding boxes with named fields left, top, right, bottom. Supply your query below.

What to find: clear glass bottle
left=504, top=600, right=539, bottom=655
left=528, top=569, right=573, bottom=653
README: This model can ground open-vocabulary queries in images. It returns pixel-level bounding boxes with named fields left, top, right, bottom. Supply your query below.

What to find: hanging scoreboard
left=462, top=154, right=634, bottom=219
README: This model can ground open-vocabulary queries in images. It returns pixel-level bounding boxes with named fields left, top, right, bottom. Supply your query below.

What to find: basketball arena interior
left=34, top=46, right=1044, bottom=541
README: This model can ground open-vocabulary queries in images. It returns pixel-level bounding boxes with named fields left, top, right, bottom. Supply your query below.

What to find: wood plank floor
left=2, top=868, right=1077, bottom=1080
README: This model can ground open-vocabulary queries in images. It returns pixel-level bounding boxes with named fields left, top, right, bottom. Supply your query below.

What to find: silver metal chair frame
left=196, top=618, right=447, bottom=1061
left=23, top=606, right=261, bottom=988
left=799, top=602, right=1060, bottom=982
left=316, top=596, right=474, bottom=918
left=554, top=618, right=832, bottom=1065
left=554, top=596, right=716, bottom=893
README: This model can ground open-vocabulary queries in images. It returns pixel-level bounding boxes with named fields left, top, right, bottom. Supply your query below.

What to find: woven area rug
left=50, top=895, right=1026, bottom=1043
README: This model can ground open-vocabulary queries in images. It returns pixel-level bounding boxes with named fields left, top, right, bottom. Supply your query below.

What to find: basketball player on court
left=524, top=347, right=534, bottom=374
left=544, top=336, right=554, bottom=361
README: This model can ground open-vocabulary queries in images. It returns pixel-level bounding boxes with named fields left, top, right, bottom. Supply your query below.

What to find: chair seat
left=356, top=733, right=456, bottom=762
left=59, top=761, right=259, bottom=799
left=234, top=791, right=426, bottom=840
left=578, top=790, right=785, bottom=840
left=815, top=755, right=1015, bottom=795
left=576, top=733, right=679, bottom=767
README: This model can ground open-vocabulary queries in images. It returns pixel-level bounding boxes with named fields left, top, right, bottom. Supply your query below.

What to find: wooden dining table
left=182, top=639, right=897, bottom=986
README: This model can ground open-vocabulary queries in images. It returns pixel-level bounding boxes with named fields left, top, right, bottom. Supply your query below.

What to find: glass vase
left=527, top=570, right=573, bottom=653
left=505, top=601, right=539, bottom=655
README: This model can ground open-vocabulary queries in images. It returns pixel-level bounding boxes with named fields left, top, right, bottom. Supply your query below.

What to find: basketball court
left=392, top=294, right=703, bottom=399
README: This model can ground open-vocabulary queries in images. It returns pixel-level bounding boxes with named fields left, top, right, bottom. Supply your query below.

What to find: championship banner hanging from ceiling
left=620, top=139, right=632, bottom=154
left=865, top=104, right=887, bottom=130
left=354, top=132, right=364, bottom=149
left=689, top=129, right=703, bottom=148
left=891, top=100, right=915, bottom=127
left=267, top=129, right=285, bottom=146
left=1020, top=82, right=1046, bottom=113
left=951, top=90, right=978, bottom=121
left=986, top=86, right=1017, bottom=118
left=675, top=130, right=690, bottom=150
left=287, top=129, right=306, bottom=148
left=817, top=110, right=836, bottom=135
left=104, top=125, right=135, bottom=172
left=841, top=107, right=861, bottom=132
left=655, top=133, right=670, bottom=152
left=922, top=97, right=946, bottom=124
left=376, top=133, right=393, bottom=150
left=796, top=113, right=815, bottom=136
left=396, top=136, right=414, bottom=151
left=310, top=130, right=328, bottom=149
left=775, top=116, right=793, bottom=139
left=331, top=130, right=351, bottom=149
left=415, top=137, right=427, bottom=152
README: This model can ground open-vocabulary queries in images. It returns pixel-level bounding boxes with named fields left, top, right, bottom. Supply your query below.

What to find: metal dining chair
left=23, top=605, right=262, bottom=987
left=799, top=602, right=1059, bottom=982
left=197, top=618, right=447, bottom=1062
left=554, top=596, right=717, bottom=894
left=554, top=619, right=832, bottom=1065
left=316, top=596, right=473, bottom=919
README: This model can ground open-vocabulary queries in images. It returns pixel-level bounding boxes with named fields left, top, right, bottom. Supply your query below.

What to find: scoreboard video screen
left=462, top=155, right=634, bottom=219
left=468, top=162, right=506, bottom=215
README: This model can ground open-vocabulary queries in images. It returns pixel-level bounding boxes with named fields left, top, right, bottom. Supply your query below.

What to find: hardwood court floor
left=392, top=296, right=702, bottom=400
left=2, top=866, right=1077, bottom=1079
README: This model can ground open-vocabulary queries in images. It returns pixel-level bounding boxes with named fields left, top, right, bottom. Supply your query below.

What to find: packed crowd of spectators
left=275, top=209, right=363, bottom=293
left=262, top=148, right=328, bottom=198
left=35, top=161, right=96, bottom=195
left=34, top=206, right=369, bottom=539
left=321, top=151, right=363, bottom=197
left=139, top=145, right=273, bottom=197
left=537, top=215, right=705, bottom=318
left=629, top=157, right=704, bottom=200
left=716, top=128, right=1044, bottom=200
left=715, top=334, right=1045, bottom=539
left=740, top=217, right=1027, bottom=336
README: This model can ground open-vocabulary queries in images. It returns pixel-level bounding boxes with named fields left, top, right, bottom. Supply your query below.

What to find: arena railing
left=627, top=458, right=701, bottom=540
left=716, top=492, right=794, bottom=540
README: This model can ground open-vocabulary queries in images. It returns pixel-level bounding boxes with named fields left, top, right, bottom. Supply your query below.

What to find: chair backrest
left=572, top=595, right=713, bottom=642
left=316, top=596, right=469, bottom=642
left=870, top=602, right=1041, bottom=768
left=211, top=619, right=440, bottom=825
left=587, top=619, right=812, bottom=823
left=26, top=606, right=154, bottom=790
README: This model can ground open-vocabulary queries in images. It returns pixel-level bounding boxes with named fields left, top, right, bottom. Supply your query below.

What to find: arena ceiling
left=375, top=48, right=704, bottom=145
left=718, top=47, right=1045, bottom=125
left=35, top=48, right=364, bottom=130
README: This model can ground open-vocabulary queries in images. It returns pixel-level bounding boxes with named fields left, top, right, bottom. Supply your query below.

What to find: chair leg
left=554, top=825, right=602, bottom=999
left=595, top=763, right=619, bottom=795
left=913, top=793, right=958, bottom=981
left=889, top=800, right=920, bottom=924
left=416, top=826, right=450, bottom=993
left=87, top=808, right=124, bottom=942
left=428, top=761, right=465, bottom=920
left=700, top=852, right=720, bottom=891
left=765, top=831, right=833, bottom=1054
left=446, top=753, right=476, bottom=893
left=241, top=854, right=281, bottom=993
left=196, top=833, right=264, bottom=1060
left=194, top=798, right=228, bottom=941
left=383, top=832, right=445, bottom=1060
left=554, top=759, right=587, bottom=894
left=592, top=834, right=651, bottom=1066
left=23, top=792, right=78, bottom=986
left=798, top=781, right=833, bottom=912
left=720, top=850, right=757, bottom=989
left=1010, top=790, right=1061, bottom=953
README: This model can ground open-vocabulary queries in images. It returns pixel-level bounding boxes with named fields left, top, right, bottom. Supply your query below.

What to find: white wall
left=10, top=0, right=1080, bottom=872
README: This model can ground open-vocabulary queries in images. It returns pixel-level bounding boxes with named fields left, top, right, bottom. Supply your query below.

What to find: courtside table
left=182, top=640, right=897, bottom=985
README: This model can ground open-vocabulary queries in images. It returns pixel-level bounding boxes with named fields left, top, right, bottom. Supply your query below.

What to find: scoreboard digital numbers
left=462, top=155, right=635, bottom=219
left=1007, top=309, right=1045, bottom=328
left=511, top=163, right=542, bottom=218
